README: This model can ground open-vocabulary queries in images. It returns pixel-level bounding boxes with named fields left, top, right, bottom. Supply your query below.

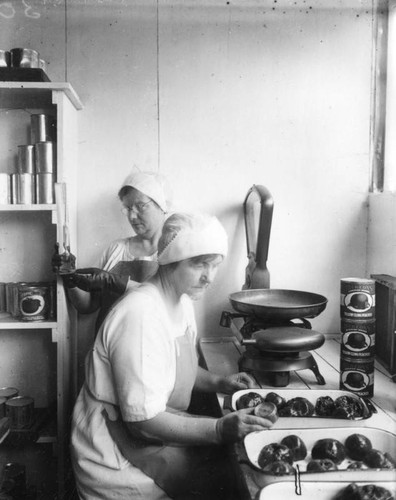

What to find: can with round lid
left=17, top=284, right=51, bottom=321
left=15, top=173, right=35, bottom=204
left=340, top=278, right=375, bottom=320
left=34, top=141, right=54, bottom=173
left=340, top=319, right=375, bottom=358
left=36, top=173, right=54, bottom=203
left=0, top=388, right=19, bottom=400
left=17, top=145, right=35, bottom=174
left=339, top=356, right=374, bottom=398
left=5, top=396, right=34, bottom=429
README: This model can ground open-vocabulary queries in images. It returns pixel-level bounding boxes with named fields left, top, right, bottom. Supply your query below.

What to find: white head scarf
left=121, top=170, right=170, bottom=212
left=157, top=212, right=228, bottom=265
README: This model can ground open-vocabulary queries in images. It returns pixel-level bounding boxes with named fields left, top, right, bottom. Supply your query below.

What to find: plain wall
left=1, top=1, right=380, bottom=372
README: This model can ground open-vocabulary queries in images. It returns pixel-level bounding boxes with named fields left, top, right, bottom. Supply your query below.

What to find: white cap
left=157, top=213, right=228, bottom=265
left=121, top=170, right=169, bottom=212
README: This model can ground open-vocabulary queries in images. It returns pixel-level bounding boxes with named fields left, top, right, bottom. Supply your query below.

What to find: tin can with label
left=36, top=173, right=54, bottom=203
left=0, top=174, right=11, bottom=204
left=17, top=145, right=35, bottom=174
left=341, top=320, right=375, bottom=358
left=34, top=141, right=54, bottom=173
left=340, top=278, right=375, bottom=320
left=340, top=356, right=374, bottom=397
left=0, top=282, right=6, bottom=312
left=17, top=284, right=50, bottom=321
left=0, top=388, right=19, bottom=400
left=15, top=173, right=35, bottom=204
left=5, top=396, right=34, bottom=429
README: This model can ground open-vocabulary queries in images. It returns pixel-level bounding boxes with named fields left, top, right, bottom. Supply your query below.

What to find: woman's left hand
left=219, top=372, right=258, bottom=394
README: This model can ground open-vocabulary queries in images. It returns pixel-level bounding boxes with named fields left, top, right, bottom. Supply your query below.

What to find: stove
left=220, top=184, right=328, bottom=387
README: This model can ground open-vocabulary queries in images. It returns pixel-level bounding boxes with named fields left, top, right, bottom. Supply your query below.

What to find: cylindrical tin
left=0, top=397, right=6, bottom=418
left=5, top=396, right=34, bottom=429
left=17, top=145, right=35, bottom=174
left=340, top=320, right=376, bottom=359
left=340, top=278, right=375, bottom=320
left=1, top=463, right=26, bottom=498
left=10, top=48, right=39, bottom=68
left=10, top=174, right=17, bottom=204
left=34, top=141, right=54, bottom=173
left=340, top=357, right=374, bottom=398
left=17, top=284, right=50, bottom=321
left=0, top=50, right=11, bottom=68
left=0, top=173, right=11, bottom=204
left=0, top=388, right=19, bottom=400
left=15, top=173, right=35, bottom=204
left=31, top=114, right=52, bottom=144
left=0, top=283, right=6, bottom=312
left=5, top=283, right=18, bottom=316
left=36, top=173, right=54, bottom=204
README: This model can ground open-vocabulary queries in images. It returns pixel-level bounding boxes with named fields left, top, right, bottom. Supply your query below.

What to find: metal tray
left=244, top=427, right=396, bottom=485
left=258, top=481, right=396, bottom=500
left=228, top=389, right=375, bottom=420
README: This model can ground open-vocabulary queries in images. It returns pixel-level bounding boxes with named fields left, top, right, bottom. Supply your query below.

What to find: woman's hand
left=216, top=407, right=274, bottom=443
left=217, top=372, right=258, bottom=395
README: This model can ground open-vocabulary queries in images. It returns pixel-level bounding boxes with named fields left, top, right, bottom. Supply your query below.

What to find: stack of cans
left=339, top=277, right=376, bottom=397
left=0, top=113, right=56, bottom=205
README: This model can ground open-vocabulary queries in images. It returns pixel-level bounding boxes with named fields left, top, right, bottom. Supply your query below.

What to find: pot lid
left=248, top=326, right=325, bottom=353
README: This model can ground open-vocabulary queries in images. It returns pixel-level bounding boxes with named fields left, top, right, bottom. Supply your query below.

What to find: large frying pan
left=229, top=289, right=328, bottom=321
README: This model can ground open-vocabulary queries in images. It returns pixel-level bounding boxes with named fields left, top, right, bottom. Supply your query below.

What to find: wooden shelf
left=0, top=204, right=56, bottom=212
left=0, top=313, right=57, bottom=330
left=0, top=82, right=83, bottom=110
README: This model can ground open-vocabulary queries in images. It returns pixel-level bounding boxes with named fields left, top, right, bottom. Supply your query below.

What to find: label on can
left=340, top=357, right=374, bottom=397
left=340, top=320, right=375, bottom=358
left=18, top=285, right=49, bottom=321
left=340, top=278, right=375, bottom=320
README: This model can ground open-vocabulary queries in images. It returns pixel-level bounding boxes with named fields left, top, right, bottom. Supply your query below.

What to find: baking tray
left=244, top=427, right=396, bottom=486
left=258, top=481, right=396, bottom=500
left=227, top=389, right=375, bottom=420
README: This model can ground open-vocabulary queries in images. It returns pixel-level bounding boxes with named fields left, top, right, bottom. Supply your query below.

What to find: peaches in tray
left=255, top=432, right=396, bottom=475
left=235, top=391, right=365, bottom=419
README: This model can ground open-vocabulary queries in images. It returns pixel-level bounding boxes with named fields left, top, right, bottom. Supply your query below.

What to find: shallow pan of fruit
left=230, top=389, right=373, bottom=420
left=258, top=481, right=396, bottom=500
left=244, top=427, right=396, bottom=485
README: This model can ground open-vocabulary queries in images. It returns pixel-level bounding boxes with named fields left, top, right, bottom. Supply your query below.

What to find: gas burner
left=240, top=316, right=312, bottom=338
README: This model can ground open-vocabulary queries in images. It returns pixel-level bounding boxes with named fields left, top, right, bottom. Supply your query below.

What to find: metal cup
left=15, top=173, right=35, bottom=204
left=10, top=48, right=39, bottom=68
left=31, top=114, right=53, bottom=143
left=0, top=50, right=11, bottom=68
left=34, top=141, right=54, bottom=173
left=36, top=173, right=54, bottom=204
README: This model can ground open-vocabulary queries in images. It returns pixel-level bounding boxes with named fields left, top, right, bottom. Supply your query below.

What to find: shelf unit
left=0, top=82, right=82, bottom=498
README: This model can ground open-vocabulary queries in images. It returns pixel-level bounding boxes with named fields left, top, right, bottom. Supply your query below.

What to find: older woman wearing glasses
left=57, top=170, right=169, bottom=334
left=71, top=212, right=274, bottom=500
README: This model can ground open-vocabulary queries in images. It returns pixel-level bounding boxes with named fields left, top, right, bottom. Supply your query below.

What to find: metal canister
left=0, top=388, right=19, bottom=400
left=1, top=463, right=26, bottom=498
left=0, top=283, right=6, bottom=312
left=341, top=320, right=376, bottom=359
left=340, top=356, right=374, bottom=398
left=15, top=173, right=35, bottom=204
left=0, top=173, right=11, bottom=204
left=10, top=48, right=39, bottom=68
left=31, top=114, right=53, bottom=144
left=34, top=141, right=54, bottom=173
left=5, top=396, right=34, bottom=429
left=36, top=173, right=54, bottom=204
left=340, top=278, right=376, bottom=320
left=18, top=283, right=50, bottom=321
left=0, top=50, right=11, bottom=67
left=17, top=145, right=35, bottom=174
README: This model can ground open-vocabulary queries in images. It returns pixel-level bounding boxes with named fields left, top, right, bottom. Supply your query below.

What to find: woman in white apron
left=54, top=170, right=170, bottom=335
left=71, top=212, right=274, bottom=499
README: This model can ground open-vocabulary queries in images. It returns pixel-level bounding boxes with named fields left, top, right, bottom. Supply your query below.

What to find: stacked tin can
left=0, top=281, right=55, bottom=321
left=339, top=277, right=375, bottom=397
left=0, top=114, right=56, bottom=205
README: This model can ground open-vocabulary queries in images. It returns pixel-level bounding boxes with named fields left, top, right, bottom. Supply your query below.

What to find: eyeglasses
left=121, top=200, right=153, bottom=216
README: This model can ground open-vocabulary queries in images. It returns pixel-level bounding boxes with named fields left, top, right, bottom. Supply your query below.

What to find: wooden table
left=199, top=334, right=396, bottom=500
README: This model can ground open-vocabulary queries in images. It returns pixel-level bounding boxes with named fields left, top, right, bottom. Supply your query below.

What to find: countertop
left=198, top=333, right=396, bottom=500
